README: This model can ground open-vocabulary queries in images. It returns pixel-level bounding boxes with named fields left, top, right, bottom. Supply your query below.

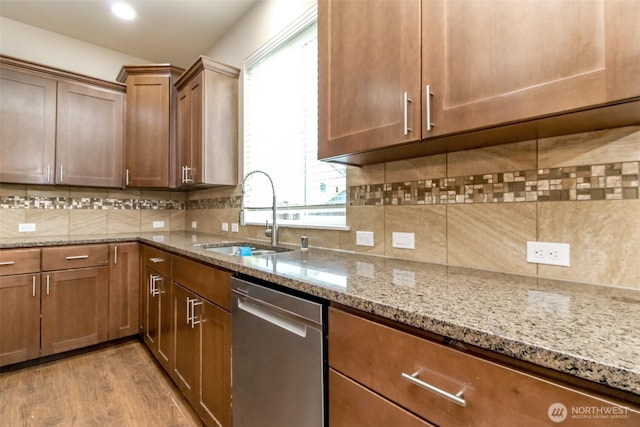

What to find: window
left=243, top=7, right=346, bottom=228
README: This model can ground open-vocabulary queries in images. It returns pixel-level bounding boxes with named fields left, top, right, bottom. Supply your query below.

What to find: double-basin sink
left=193, top=241, right=293, bottom=257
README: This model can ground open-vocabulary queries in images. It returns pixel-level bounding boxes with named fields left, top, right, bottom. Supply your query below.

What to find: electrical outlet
left=18, top=223, right=36, bottom=232
left=356, top=231, right=374, bottom=247
left=231, top=223, right=239, bottom=233
left=526, top=241, right=570, bottom=266
left=191, top=221, right=197, bottom=229
left=221, top=222, right=229, bottom=232
left=152, top=221, right=164, bottom=229
left=392, top=232, right=415, bottom=249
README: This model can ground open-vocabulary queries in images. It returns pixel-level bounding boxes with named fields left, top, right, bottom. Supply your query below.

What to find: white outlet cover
left=526, top=241, right=570, bottom=267
left=221, top=222, right=229, bottom=232
left=152, top=221, right=165, bottom=229
left=392, top=232, right=415, bottom=249
left=356, top=231, right=374, bottom=247
left=231, top=223, right=239, bottom=233
left=191, top=221, right=197, bottom=229
left=18, top=223, right=36, bottom=232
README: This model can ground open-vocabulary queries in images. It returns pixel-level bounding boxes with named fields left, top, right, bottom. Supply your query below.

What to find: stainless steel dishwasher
left=231, top=276, right=326, bottom=427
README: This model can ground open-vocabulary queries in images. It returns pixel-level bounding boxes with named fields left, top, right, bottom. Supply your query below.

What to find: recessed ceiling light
left=111, top=2, right=136, bottom=20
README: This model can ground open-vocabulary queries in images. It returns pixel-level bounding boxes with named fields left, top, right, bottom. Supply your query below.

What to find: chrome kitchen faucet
left=238, top=170, right=278, bottom=246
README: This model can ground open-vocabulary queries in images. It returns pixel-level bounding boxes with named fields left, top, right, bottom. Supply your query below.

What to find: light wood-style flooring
left=0, top=339, right=202, bottom=426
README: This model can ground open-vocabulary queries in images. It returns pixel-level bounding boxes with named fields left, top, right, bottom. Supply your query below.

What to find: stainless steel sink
left=193, top=242, right=293, bottom=256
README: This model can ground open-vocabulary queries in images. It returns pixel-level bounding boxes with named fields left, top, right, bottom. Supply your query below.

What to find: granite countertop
left=2, top=232, right=639, bottom=396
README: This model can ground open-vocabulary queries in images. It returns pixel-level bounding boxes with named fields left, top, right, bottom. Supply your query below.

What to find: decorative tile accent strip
left=0, top=195, right=186, bottom=210
left=3, top=162, right=636, bottom=210
left=349, top=162, right=639, bottom=206
left=185, top=196, right=242, bottom=210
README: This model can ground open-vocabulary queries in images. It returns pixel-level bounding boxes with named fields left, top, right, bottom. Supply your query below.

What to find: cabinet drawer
left=329, top=307, right=640, bottom=427
left=330, top=369, right=433, bottom=427
left=0, top=248, right=40, bottom=276
left=143, top=245, right=171, bottom=277
left=172, top=255, right=231, bottom=311
left=42, top=244, right=109, bottom=271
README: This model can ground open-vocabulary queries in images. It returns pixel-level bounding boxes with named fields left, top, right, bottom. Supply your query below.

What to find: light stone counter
left=2, top=231, right=639, bottom=396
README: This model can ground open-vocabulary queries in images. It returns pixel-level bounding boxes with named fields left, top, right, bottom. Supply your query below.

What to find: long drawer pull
left=149, top=257, right=164, bottom=264
left=0, top=261, right=16, bottom=266
left=32, top=276, right=36, bottom=297
left=401, top=371, right=466, bottom=407
left=66, top=255, right=89, bottom=260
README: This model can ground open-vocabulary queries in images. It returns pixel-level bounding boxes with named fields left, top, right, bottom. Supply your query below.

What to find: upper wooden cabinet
left=56, top=81, right=124, bottom=187
left=117, top=65, right=184, bottom=188
left=0, top=56, right=126, bottom=186
left=423, top=0, right=640, bottom=138
left=318, top=0, right=640, bottom=165
left=0, top=68, right=56, bottom=184
left=175, top=56, right=240, bottom=188
left=318, top=0, right=421, bottom=160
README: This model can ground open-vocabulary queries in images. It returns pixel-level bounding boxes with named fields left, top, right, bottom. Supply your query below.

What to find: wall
left=0, top=186, right=186, bottom=237
left=185, top=126, right=640, bottom=290
left=0, top=17, right=150, bottom=82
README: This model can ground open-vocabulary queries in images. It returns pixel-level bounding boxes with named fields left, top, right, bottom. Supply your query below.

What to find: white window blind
left=243, top=9, right=346, bottom=228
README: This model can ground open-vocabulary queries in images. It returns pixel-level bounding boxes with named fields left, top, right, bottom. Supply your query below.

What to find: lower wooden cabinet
left=1, top=243, right=139, bottom=368
left=329, top=306, right=640, bottom=426
left=41, top=267, right=109, bottom=356
left=139, top=244, right=232, bottom=427
left=0, top=273, right=41, bottom=366
left=108, top=243, right=139, bottom=339
left=172, top=255, right=232, bottom=427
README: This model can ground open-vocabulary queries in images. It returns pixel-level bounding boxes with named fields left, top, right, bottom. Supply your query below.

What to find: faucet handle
left=265, top=220, right=273, bottom=238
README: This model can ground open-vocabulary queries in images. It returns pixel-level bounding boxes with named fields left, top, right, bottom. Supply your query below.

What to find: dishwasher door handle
left=236, top=297, right=307, bottom=338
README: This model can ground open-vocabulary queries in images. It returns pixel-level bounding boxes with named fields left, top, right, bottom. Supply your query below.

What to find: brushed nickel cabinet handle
left=149, top=257, right=164, bottom=264
left=401, top=371, right=466, bottom=407
left=46, top=275, right=50, bottom=296
left=150, top=275, right=162, bottom=296
left=187, top=298, right=203, bottom=328
left=66, top=255, right=89, bottom=260
left=425, top=85, right=434, bottom=131
left=59, top=164, right=64, bottom=183
left=47, top=165, right=51, bottom=183
left=403, top=92, right=412, bottom=136
left=0, top=261, right=16, bottom=266
left=32, top=276, right=36, bottom=297
left=114, top=246, right=118, bottom=265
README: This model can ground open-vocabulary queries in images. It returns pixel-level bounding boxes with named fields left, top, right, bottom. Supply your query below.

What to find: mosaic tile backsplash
left=0, top=195, right=185, bottom=210
left=349, top=161, right=640, bottom=206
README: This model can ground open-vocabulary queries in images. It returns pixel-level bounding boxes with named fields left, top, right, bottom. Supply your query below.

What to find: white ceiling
left=0, top=0, right=259, bottom=68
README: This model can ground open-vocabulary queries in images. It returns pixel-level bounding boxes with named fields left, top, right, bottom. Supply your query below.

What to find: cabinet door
left=172, top=283, right=199, bottom=402
left=41, top=267, right=109, bottom=356
left=318, top=0, right=421, bottom=159
left=143, top=266, right=172, bottom=370
left=198, top=298, right=231, bottom=427
left=125, top=75, right=172, bottom=188
left=56, top=80, right=124, bottom=187
left=108, top=243, right=139, bottom=339
left=422, top=0, right=640, bottom=138
left=0, top=68, right=56, bottom=184
left=177, top=73, right=203, bottom=187
left=143, top=266, right=160, bottom=350
left=0, top=274, right=40, bottom=366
